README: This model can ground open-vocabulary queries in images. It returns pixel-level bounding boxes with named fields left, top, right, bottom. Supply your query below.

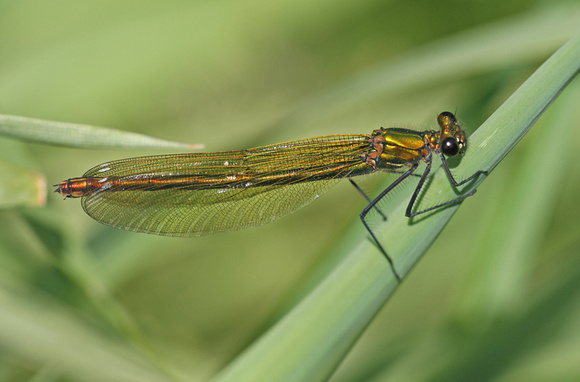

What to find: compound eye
left=441, top=137, right=459, bottom=156
left=437, top=111, right=457, bottom=128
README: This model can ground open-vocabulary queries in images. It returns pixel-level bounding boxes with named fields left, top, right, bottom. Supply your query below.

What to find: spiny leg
left=439, top=152, right=488, bottom=187
left=406, top=153, right=487, bottom=217
left=359, top=164, right=418, bottom=281
left=349, top=179, right=387, bottom=221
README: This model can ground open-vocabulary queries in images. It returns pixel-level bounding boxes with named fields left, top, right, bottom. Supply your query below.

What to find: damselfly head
left=437, top=111, right=467, bottom=157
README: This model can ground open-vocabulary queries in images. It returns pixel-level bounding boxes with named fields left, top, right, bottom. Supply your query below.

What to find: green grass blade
left=0, top=114, right=203, bottom=149
left=212, top=28, right=580, bottom=382
left=454, top=84, right=580, bottom=319
left=0, top=288, right=172, bottom=382
left=275, top=4, right=580, bottom=137
left=393, top=26, right=580, bottom=276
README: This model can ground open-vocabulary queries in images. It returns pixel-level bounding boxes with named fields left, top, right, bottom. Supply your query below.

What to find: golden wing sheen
left=74, top=135, right=372, bottom=236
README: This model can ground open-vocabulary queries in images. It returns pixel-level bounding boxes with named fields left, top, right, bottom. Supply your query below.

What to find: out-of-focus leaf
left=0, top=114, right=203, bottom=149
left=0, top=160, right=46, bottom=208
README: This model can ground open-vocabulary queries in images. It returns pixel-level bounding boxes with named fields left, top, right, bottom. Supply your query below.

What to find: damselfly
left=55, top=112, right=486, bottom=279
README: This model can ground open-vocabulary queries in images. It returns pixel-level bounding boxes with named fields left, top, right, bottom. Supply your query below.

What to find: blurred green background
left=1, top=0, right=579, bottom=381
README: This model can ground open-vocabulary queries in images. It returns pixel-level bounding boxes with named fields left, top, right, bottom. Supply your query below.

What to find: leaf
left=0, top=114, right=203, bottom=150
left=211, top=27, right=580, bottom=382
left=0, top=160, right=46, bottom=208
left=0, top=289, right=172, bottom=382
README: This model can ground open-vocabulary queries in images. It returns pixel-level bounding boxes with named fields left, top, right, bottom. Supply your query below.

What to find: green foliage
left=0, top=1, right=579, bottom=381
left=0, top=114, right=200, bottom=149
